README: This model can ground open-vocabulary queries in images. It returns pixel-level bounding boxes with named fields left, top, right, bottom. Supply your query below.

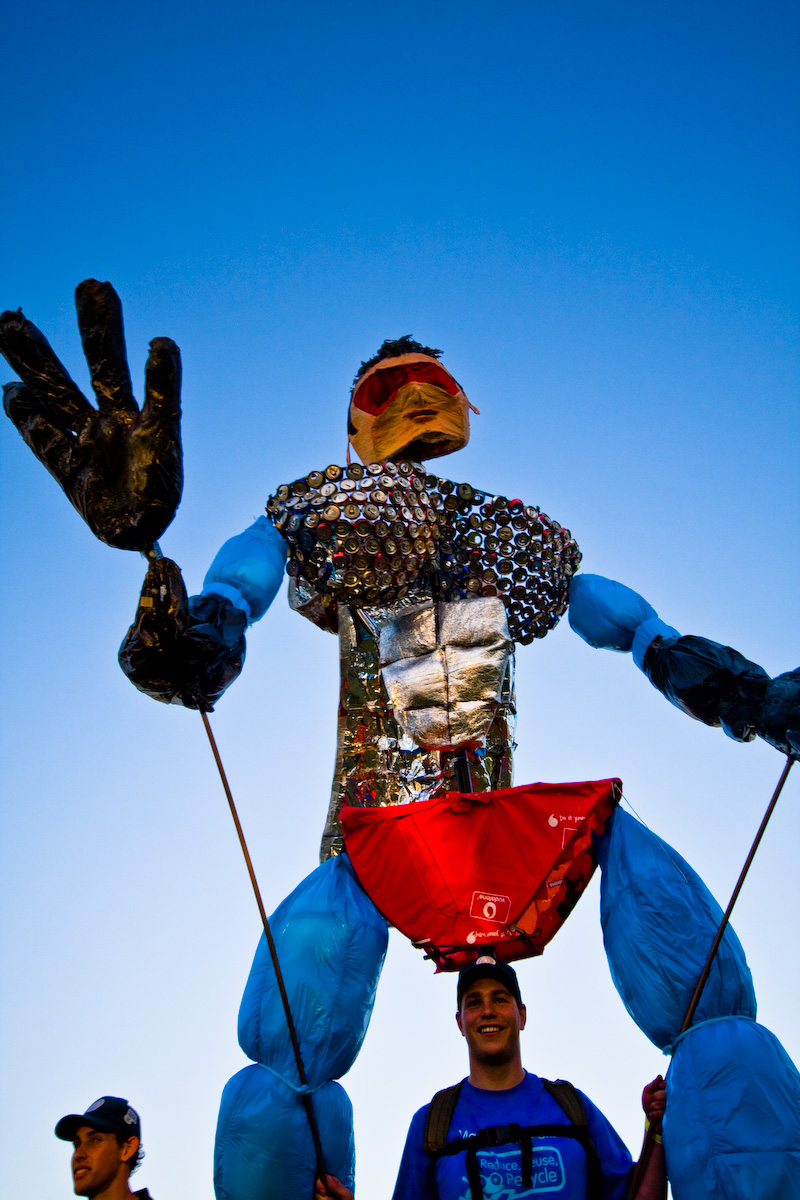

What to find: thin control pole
left=200, top=710, right=329, bottom=1187
left=679, top=754, right=794, bottom=1034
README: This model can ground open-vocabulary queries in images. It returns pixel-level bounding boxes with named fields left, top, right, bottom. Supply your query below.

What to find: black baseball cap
left=55, top=1097, right=141, bottom=1142
left=457, top=955, right=523, bottom=1007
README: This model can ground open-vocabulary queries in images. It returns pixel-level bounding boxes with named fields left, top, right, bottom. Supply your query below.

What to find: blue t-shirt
left=391, top=1072, right=633, bottom=1200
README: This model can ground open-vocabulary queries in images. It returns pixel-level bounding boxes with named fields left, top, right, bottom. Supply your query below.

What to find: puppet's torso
left=267, top=461, right=580, bottom=858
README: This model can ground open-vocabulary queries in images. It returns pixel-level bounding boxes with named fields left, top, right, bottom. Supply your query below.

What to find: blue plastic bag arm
left=200, top=516, right=287, bottom=624
left=568, top=575, right=799, bottom=754
left=568, top=573, right=679, bottom=657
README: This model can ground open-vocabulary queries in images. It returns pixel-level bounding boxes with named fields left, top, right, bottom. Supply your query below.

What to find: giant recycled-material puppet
left=2, top=281, right=799, bottom=1199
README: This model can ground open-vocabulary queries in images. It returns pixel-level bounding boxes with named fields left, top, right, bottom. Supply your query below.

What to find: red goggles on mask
left=351, top=360, right=462, bottom=416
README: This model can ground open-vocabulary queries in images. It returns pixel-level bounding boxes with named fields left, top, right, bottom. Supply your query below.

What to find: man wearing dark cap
left=317, top=956, right=666, bottom=1199
left=55, top=1097, right=153, bottom=1199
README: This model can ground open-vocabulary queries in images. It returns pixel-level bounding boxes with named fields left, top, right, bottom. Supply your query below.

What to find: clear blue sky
left=1, top=2, right=798, bottom=1197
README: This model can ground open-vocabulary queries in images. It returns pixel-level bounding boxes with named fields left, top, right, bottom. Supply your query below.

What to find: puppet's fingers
left=3, top=381, right=75, bottom=483
left=75, top=279, right=138, bottom=417
left=142, top=335, right=182, bottom=427
left=0, top=308, right=90, bottom=428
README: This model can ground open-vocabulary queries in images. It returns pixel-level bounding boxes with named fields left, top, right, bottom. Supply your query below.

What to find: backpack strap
left=436, top=1123, right=594, bottom=1158
left=423, top=1080, right=466, bottom=1200
left=423, top=1079, right=466, bottom=1155
left=541, top=1078, right=588, bottom=1126
left=542, top=1079, right=604, bottom=1200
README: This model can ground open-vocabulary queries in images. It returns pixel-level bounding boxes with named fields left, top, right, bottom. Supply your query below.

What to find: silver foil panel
left=378, top=597, right=512, bottom=750
left=377, top=602, right=437, bottom=662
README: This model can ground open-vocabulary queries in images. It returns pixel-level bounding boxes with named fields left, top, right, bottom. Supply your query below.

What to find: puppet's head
left=348, top=336, right=474, bottom=464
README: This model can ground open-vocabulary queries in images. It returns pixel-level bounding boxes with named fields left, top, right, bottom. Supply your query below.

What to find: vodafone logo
left=469, top=890, right=511, bottom=924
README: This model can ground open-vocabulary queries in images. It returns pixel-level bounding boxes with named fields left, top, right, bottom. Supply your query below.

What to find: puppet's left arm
left=568, top=574, right=799, bottom=757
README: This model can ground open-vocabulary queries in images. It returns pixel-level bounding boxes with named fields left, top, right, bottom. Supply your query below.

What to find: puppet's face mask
left=349, top=353, right=472, bottom=464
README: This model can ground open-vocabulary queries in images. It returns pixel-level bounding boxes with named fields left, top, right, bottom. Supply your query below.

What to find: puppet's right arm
left=118, top=518, right=286, bottom=710
left=568, top=573, right=799, bottom=758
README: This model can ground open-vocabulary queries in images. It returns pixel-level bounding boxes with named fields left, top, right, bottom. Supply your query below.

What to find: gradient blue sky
left=1, top=2, right=798, bottom=1197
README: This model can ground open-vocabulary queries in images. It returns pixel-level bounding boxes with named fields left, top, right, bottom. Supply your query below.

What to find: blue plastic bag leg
left=665, top=1018, right=800, bottom=1199
left=238, top=853, right=389, bottom=1085
left=216, top=855, right=389, bottom=1198
left=596, top=809, right=755, bottom=1049
left=214, top=1064, right=355, bottom=1200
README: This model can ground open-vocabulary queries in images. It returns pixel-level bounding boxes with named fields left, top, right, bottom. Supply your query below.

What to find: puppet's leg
left=214, top=854, right=388, bottom=1200
left=597, top=808, right=800, bottom=1198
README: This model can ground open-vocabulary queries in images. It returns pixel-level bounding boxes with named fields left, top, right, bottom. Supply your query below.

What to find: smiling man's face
left=456, top=977, right=527, bottom=1068
left=71, top=1125, right=137, bottom=1197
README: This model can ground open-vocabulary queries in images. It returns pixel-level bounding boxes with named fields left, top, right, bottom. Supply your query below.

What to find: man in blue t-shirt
left=317, top=958, right=666, bottom=1199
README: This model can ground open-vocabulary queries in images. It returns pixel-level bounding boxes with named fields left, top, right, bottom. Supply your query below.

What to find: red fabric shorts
left=341, top=778, right=620, bottom=970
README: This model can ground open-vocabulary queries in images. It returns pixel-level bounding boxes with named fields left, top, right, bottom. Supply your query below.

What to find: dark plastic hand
left=0, top=279, right=182, bottom=551
left=643, top=634, right=799, bottom=755
left=760, top=669, right=800, bottom=758
left=118, top=556, right=247, bottom=710
left=641, top=1075, right=666, bottom=1134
